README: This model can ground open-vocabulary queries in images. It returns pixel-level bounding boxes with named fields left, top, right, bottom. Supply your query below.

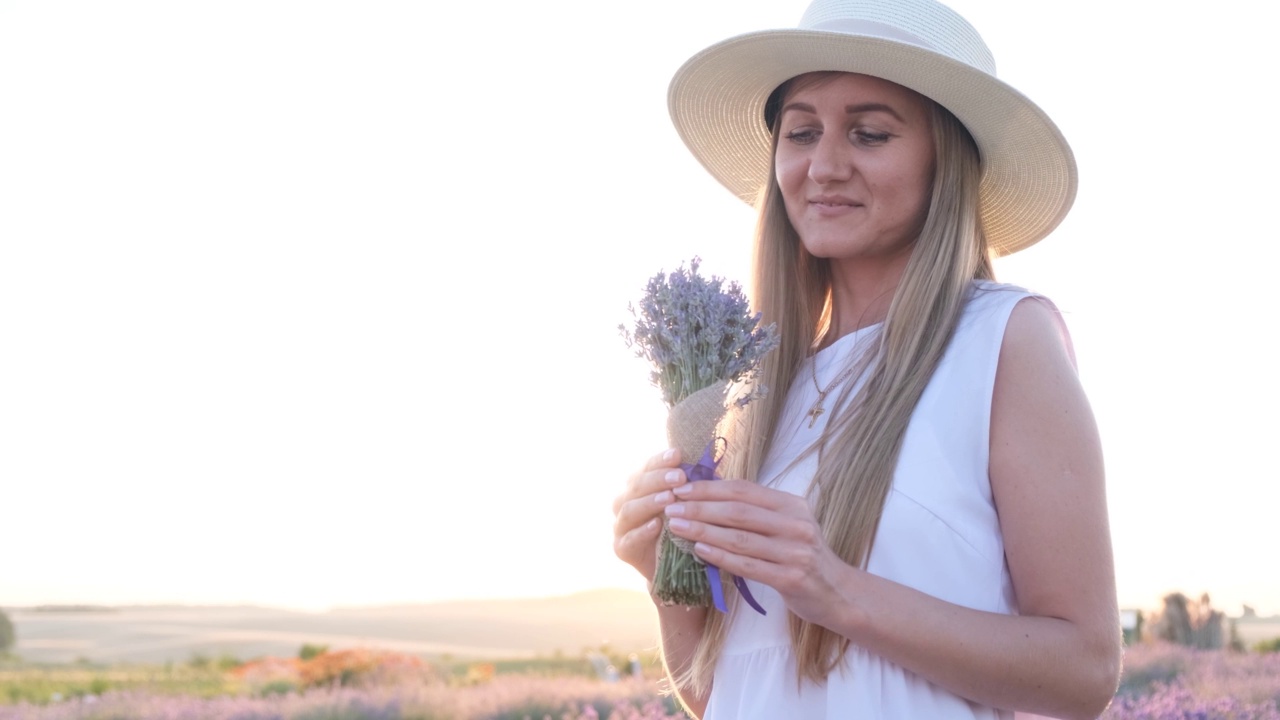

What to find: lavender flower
left=619, top=258, right=779, bottom=408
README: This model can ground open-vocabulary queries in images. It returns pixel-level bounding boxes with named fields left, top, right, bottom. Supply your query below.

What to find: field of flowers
left=0, top=642, right=1277, bottom=719
left=0, top=676, right=688, bottom=720
left=1103, top=643, right=1280, bottom=719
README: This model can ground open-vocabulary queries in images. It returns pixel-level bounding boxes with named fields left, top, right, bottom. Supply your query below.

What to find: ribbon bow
left=681, top=441, right=767, bottom=616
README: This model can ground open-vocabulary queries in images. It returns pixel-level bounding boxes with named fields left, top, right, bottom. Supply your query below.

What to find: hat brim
left=668, top=30, right=1077, bottom=256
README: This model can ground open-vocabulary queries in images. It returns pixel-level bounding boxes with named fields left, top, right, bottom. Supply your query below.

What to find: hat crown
left=667, top=0, right=1076, bottom=255
left=799, top=0, right=996, bottom=76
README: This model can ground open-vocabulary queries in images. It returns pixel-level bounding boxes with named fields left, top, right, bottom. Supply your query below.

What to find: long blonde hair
left=672, top=74, right=994, bottom=694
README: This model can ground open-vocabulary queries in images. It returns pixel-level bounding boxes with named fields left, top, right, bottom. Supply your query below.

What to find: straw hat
left=668, top=0, right=1076, bottom=256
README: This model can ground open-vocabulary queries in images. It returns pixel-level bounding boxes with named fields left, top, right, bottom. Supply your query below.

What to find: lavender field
left=0, top=676, right=689, bottom=720
left=1, top=643, right=1278, bottom=719
left=1103, top=643, right=1280, bottom=719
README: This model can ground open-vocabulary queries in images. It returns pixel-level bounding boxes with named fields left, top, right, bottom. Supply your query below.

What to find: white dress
left=705, top=281, right=1049, bottom=720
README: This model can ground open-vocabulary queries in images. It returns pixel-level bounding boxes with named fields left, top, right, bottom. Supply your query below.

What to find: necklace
left=806, top=353, right=861, bottom=429
left=805, top=293, right=891, bottom=429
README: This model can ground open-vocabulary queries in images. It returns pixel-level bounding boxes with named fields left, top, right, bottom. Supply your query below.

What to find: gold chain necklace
left=805, top=292, right=891, bottom=429
left=806, top=353, right=861, bottom=428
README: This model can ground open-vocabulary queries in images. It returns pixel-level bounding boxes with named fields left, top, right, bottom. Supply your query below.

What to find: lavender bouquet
left=620, top=258, right=779, bottom=609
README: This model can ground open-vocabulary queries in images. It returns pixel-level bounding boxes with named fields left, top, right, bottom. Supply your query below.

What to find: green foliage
left=0, top=663, right=236, bottom=705
left=1253, top=637, right=1280, bottom=654
left=0, top=652, right=665, bottom=707
left=299, top=643, right=330, bottom=661
left=0, top=609, right=14, bottom=654
left=257, top=680, right=297, bottom=697
left=89, top=676, right=110, bottom=696
left=439, top=649, right=663, bottom=681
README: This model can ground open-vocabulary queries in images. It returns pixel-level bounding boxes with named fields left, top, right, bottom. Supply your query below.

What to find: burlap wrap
left=666, top=380, right=730, bottom=465
left=663, top=381, right=730, bottom=558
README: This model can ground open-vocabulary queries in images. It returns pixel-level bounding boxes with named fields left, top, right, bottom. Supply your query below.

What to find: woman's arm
left=665, top=297, right=1120, bottom=719
left=653, top=603, right=710, bottom=718
left=613, top=449, right=712, bottom=718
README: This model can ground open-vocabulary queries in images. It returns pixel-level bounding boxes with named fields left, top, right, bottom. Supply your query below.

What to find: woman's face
left=774, top=73, right=936, bottom=266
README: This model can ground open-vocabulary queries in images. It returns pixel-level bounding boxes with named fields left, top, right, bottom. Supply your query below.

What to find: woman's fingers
left=690, top=539, right=824, bottom=603
left=656, top=476, right=851, bottom=625
left=665, top=479, right=814, bottom=530
left=612, top=469, right=685, bottom=531
left=665, top=508, right=815, bottom=566
left=657, top=479, right=815, bottom=561
left=612, top=449, right=685, bottom=515
left=665, top=497, right=777, bottom=540
left=611, top=448, right=689, bottom=578
left=645, top=447, right=681, bottom=471
left=614, top=489, right=674, bottom=541
left=670, top=476, right=801, bottom=513
left=613, top=516, right=663, bottom=571
left=663, top=480, right=827, bottom=579
left=669, top=513, right=839, bottom=611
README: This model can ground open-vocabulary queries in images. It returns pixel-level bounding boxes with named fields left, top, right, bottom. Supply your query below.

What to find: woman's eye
left=784, top=129, right=820, bottom=145
left=853, top=129, right=891, bottom=145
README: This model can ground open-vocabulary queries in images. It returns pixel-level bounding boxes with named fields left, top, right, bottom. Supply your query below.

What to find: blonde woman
left=612, top=0, right=1121, bottom=718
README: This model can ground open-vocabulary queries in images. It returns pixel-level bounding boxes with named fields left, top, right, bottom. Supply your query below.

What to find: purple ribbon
left=680, top=441, right=767, bottom=616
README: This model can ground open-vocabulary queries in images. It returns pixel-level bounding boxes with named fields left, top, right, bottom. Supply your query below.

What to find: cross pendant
left=807, top=401, right=825, bottom=428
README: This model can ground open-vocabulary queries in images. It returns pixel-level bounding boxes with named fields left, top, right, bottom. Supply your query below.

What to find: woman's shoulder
left=965, top=280, right=1065, bottom=328
left=957, top=280, right=1041, bottom=332
left=963, top=280, right=1077, bottom=373
left=1001, top=293, right=1078, bottom=372
left=965, top=279, right=1039, bottom=307
left=954, top=280, right=1075, bottom=366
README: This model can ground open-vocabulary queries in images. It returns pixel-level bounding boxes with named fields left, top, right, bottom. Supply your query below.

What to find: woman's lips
left=809, top=197, right=862, bottom=215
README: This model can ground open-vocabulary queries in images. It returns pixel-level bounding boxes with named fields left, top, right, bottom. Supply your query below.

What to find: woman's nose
left=808, top=135, right=855, bottom=184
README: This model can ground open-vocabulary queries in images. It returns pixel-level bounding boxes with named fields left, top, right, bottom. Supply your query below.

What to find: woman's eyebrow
left=845, top=103, right=905, bottom=122
left=780, top=101, right=818, bottom=116
left=780, top=101, right=905, bottom=123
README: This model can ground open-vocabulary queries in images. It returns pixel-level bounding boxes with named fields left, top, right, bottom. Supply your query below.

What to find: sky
left=1, top=0, right=1277, bottom=617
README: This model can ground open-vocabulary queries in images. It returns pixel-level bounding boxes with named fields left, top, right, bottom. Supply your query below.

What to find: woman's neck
left=822, top=253, right=911, bottom=344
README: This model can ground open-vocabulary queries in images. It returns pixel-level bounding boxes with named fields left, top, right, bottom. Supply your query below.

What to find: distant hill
left=326, top=588, right=664, bottom=658
left=5, top=589, right=660, bottom=665
left=14, top=591, right=1271, bottom=666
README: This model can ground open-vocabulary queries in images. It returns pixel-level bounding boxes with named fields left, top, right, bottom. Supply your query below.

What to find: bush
left=1254, top=637, right=1280, bottom=654
left=299, top=644, right=329, bottom=661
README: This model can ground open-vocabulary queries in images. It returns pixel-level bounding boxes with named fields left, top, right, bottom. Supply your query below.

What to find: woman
left=612, top=1, right=1121, bottom=718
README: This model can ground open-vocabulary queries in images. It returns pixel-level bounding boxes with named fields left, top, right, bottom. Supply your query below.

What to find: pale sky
left=1, top=0, right=1277, bottom=616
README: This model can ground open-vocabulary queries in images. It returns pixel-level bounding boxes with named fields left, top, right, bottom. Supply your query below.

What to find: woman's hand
left=663, top=479, right=855, bottom=629
left=612, top=448, right=688, bottom=585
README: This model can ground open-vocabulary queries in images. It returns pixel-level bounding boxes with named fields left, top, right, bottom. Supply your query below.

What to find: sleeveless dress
left=704, top=281, right=1048, bottom=720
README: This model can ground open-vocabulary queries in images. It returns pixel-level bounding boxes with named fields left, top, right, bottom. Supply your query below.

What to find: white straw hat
left=668, top=0, right=1076, bottom=256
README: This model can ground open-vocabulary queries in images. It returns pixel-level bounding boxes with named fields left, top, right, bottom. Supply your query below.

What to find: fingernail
left=646, top=518, right=659, bottom=531
left=654, top=491, right=673, bottom=504
left=673, top=483, right=693, bottom=496
left=665, top=470, right=682, bottom=485
left=664, top=503, right=685, bottom=517
left=663, top=448, right=676, bottom=461
left=668, top=517, right=690, bottom=531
